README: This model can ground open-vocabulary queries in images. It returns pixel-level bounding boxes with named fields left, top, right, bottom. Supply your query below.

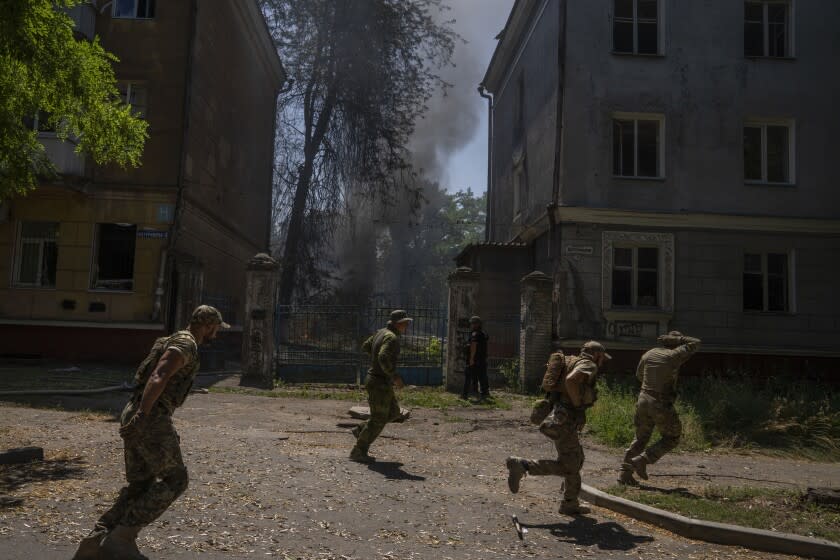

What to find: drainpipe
left=549, top=0, right=568, bottom=341
left=158, top=0, right=198, bottom=329
left=478, top=85, right=493, bottom=243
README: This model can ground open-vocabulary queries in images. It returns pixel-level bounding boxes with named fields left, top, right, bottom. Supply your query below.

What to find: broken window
left=613, top=116, right=663, bottom=178
left=744, top=121, right=793, bottom=183
left=113, top=0, right=155, bottom=19
left=91, top=223, right=137, bottom=291
left=614, top=0, right=659, bottom=55
left=611, top=246, right=659, bottom=308
left=744, top=252, right=790, bottom=312
left=118, top=82, right=148, bottom=118
left=14, top=222, right=58, bottom=288
left=744, top=1, right=791, bottom=57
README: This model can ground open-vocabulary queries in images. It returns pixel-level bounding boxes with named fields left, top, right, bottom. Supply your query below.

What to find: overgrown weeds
left=587, top=374, right=840, bottom=460
left=608, top=484, right=840, bottom=543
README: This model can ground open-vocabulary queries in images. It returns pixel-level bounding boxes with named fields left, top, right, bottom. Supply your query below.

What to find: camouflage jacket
left=132, top=330, right=200, bottom=415
left=637, top=338, right=701, bottom=399
left=362, top=326, right=401, bottom=381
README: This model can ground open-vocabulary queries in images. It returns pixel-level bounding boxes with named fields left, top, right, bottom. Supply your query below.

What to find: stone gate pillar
left=445, top=266, right=480, bottom=393
left=520, top=271, right=553, bottom=392
left=240, top=253, right=280, bottom=388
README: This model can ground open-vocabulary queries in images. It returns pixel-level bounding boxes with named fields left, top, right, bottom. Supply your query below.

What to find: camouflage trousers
left=95, top=401, right=189, bottom=530
left=355, top=375, right=401, bottom=454
left=621, top=392, right=682, bottom=472
left=520, top=422, right=584, bottom=506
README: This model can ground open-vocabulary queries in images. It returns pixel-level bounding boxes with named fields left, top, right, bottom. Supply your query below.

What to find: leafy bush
left=498, top=358, right=521, bottom=392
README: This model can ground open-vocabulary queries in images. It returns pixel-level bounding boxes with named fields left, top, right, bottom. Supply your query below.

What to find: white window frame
left=13, top=221, right=59, bottom=289
left=613, top=0, right=665, bottom=55
left=112, top=0, right=155, bottom=20
left=602, top=231, right=674, bottom=312
left=744, top=1, right=795, bottom=58
left=742, top=251, right=796, bottom=313
left=117, top=82, right=148, bottom=119
left=612, top=112, right=666, bottom=179
left=744, top=118, right=795, bottom=185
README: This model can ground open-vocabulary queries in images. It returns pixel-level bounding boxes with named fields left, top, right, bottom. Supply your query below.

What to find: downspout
left=154, top=0, right=198, bottom=328
left=478, top=85, right=493, bottom=242
left=549, top=0, right=568, bottom=341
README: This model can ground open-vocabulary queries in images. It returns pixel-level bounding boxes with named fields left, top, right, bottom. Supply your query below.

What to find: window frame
left=12, top=221, right=59, bottom=289
left=512, top=148, right=527, bottom=224
left=742, top=251, right=796, bottom=313
left=612, top=0, right=664, bottom=56
left=744, top=118, right=796, bottom=185
left=112, top=0, right=156, bottom=20
left=612, top=112, right=666, bottom=180
left=744, top=0, right=795, bottom=58
left=117, top=81, right=149, bottom=119
left=602, top=231, right=674, bottom=313
left=610, top=245, right=661, bottom=309
left=89, top=223, right=138, bottom=292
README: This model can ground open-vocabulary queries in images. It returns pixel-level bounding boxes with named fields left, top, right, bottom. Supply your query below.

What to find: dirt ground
left=1, top=376, right=837, bottom=559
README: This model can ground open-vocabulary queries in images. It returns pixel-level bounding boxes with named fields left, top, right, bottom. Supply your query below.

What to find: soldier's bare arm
left=564, top=367, right=588, bottom=408
left=469, top=341, right=477, bottom=367
left=138, top=349, right=186, bottom=415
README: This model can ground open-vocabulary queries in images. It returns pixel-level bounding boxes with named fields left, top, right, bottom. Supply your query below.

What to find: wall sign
left=137, top=229, right=168, bottom=239
left=566, top=245, right=594, bottom=255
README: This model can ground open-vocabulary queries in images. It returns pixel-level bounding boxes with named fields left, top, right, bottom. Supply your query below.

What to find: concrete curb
left=581, top=484, right=840, bottom=560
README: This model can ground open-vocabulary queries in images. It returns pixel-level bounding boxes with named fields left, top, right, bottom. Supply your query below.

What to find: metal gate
left=274, top=304, right=446, bottom=385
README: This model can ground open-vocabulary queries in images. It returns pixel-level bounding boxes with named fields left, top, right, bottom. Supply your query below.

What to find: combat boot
left=349, top=446, right=375, bottom=463
left=559, top=501, right=590, bottom=515
left=351, top=425, right=361, bottom=439
left=618, top=469, right=639, bottom=486
left=630, top=455, right=649, bottom=480
left=505, top=457, right=527, bottom=493
left=71, top=526, right=108, bottom=560
left=99, top=525, right=148, bottom=560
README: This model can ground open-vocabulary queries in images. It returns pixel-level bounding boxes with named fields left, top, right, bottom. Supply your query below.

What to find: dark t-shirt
left=469, top=329, right=489, bottom=367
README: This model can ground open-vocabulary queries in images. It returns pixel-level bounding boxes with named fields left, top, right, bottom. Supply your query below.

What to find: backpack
left=540, top=351, right=582, bottom=393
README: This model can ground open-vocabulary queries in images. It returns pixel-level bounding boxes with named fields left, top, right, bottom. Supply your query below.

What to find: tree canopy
left=262, top=0, right=457, bottom=304
left=0, top=0, right=147, bottom=198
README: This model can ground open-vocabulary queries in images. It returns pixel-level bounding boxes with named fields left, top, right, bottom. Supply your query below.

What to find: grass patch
left=587, top=375, right=840, bottom=460
left=209, top=384, right=516, bottom=410
left=608, top=484, right=840, bottom=543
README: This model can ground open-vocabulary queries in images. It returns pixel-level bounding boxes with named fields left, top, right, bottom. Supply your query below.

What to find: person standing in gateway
left=350, top=309, right=412, bottom=463
left=461, top=315, right=490, bottom=400
left=73, top=305, right=230, bottom=560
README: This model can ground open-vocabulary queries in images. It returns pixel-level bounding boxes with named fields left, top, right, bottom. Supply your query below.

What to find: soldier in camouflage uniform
left=619, top=331, right=701, bottom=486
left=350, top=309, right=412, bottom=463
left=73, top=305, right=229, bottom=560
left=505, top=341, right=611, bottom=515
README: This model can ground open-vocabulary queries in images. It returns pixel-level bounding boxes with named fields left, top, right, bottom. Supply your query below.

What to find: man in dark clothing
left=461, top=315, right=490, bottom=400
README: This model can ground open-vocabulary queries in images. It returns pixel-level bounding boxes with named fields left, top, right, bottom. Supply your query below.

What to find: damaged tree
left=262, top=0, right=457, bottom=303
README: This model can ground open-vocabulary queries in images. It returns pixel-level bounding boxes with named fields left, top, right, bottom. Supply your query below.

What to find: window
left=744, top=120, right=794, bottom=183
left=613, top=114, right=664, bottom=178
left=14, top=222, right=59, bottom=288
left=91, top=223, right=137, bottom=291
left=512, top=151, right=526, bottom=221
left=614, top=0, right=659, bottom=55
left=118, top=82, right=148, bottom=118
left=113, top=0, right=155, bottom=19
left=611, top=246, right=659, bottom=308
left=745, top=1, right=792, bottom=57
left=744, top=252, right=790, bottom=312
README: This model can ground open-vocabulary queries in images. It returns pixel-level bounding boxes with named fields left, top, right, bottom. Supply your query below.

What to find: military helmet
left=582, top=340, right=612, bottom=360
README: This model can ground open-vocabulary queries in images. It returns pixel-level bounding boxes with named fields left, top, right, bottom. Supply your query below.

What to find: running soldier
left=505, top=341, right=610, bottom=515
left=350, top=309, right=412, bottom=463
left=73, top=305, right=229, bottom=560
left=619, top=331, right=701, bottom=485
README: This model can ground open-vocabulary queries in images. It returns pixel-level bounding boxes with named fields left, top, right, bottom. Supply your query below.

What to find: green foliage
left=609, top=485, right=840, bottom=543
left=425, top=336, right=442, bottom=356
left=498, top=358, right=521, bottom=393
left=587, top=374, right=840, bottom=459
left=0, top=0, right=148, bottom=198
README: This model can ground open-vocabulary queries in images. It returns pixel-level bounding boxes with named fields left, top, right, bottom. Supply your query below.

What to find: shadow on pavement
left=637, top=484, right=700, bottom=499
left=367, top=461, right=426, bottom=481
left=0, top=455, right=87, bottom=509
left=522, top=516, right=654, bottom=551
